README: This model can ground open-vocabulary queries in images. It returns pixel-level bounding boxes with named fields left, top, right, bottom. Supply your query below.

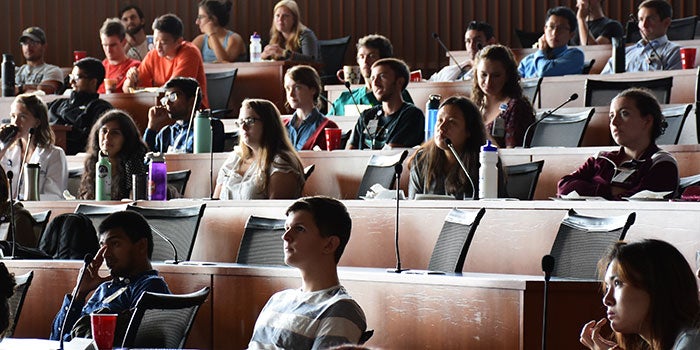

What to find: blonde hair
left=269, top=0, right=307, bottom=53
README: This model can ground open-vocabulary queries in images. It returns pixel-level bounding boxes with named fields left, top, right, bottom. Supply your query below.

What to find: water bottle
left=23, top=163, right=40, bottom=201
left=193, top=109, right=212, bottom=153
left=250, top=32, right=262, bottom=63
left=95, top=151, right=112, bottom=201
left=478, top=140, right=498, bottom=199
left=425, top=94, right=441, bottom=141
left=1, top=54, right=15, bottom=97
left=612, top=36, right=625, bottom=74
left=147, top=152, right=167, bottom=201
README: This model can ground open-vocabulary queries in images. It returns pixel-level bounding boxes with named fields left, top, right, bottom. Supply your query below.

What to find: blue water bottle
left=425, top=94, right=441, bottom=141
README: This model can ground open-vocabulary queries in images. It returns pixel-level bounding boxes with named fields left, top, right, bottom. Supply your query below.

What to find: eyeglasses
left=68, top=74, right=89, bottom=82
left=160, top=92, right=179, bottom=105
left=238, top=118, right=261, bottom=127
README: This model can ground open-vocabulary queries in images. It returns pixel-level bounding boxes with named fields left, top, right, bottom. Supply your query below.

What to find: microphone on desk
left=318, top=94, right=337, bottom=115
left=5, top=171, right=17, bottom=259
left=152, top=227, right=180, bottom=264
left=541, top=254, right=555, bottom=350
left=432, top=32, right=465, bottom=74
left=388, top=150, right=409, bottom=273
left=59, top=253, right=94, bottom=350
left=15, top=128, right=34, bottom=201
left=445, top=138, right=477, bottom=200
left=522, top=93, right=578, bottom=148
left=344, top=81, right=368, bottom=149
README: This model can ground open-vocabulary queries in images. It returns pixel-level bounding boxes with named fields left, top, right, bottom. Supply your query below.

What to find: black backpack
left=38, top=213, right=99, bottom=259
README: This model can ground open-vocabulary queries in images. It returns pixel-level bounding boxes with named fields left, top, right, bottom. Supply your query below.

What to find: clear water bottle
left=425, top=94, right=441, bottom=141
left=95, top=151, right=112, bottom=201
left=479, top=140, right=498, bottom=199
left=250, top=32, right=262, bottom=63
left=193, top=109, right=212, bottom=153
left=1, top=54, right=15, bottom=97
left=147, top=152, right=167, bottom=201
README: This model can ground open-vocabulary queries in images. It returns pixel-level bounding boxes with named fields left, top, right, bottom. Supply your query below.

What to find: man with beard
left=143, top=77, right=224, bottom=153
left=328, top=34, right=413, bottom=116
left=14, top=27, right=64, bottom=95
left=428, top=21, right=497, bottom=82
left=346, top=58, right=424, bottom=150
left=120, top=5, right=150, bottom=61
left=98, top=18, right=140, bottom=94
left=122, top=14, right=209, bottom=106
left=49, top=211, right=170, bottom=342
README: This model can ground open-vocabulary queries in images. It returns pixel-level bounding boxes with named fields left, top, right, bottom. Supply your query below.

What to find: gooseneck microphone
left=318, top=94, right=336, bottom=115
left=522, top=93, right=579, bottom=148
left=15, top=127, right=34, bottom=200
left=184, top=86, right=202, bottom=149
left=6, top=171, right=16, bottom=259
left=541, top=255, right=555, bottom=350
left=388, top=150, right=409, bottom=273
left=152, top=228, right=179, bottom=264
left=344, top=81, right=364, bottom=118
left=432, top=32, right=465, bottom=74
left=444, top=138, right=477, bottom=200
left=59, top=253, right=94, bottom=350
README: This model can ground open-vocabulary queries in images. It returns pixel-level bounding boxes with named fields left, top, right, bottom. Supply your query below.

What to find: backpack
left=38, top=213, right=99, bottom=259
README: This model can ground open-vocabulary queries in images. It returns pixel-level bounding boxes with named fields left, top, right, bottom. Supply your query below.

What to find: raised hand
left=580, top=318, right=619, bottom=350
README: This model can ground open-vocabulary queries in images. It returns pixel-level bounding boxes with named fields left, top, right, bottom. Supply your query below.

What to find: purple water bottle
left=147, top=152, right=167, bottom=200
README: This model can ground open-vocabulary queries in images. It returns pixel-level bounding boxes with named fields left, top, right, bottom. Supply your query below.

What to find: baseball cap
left=19, top=27, right=46, bottom=44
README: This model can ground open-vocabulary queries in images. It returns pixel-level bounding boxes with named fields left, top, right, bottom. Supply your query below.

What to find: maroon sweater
left=557, top=145, right=679, bottom=200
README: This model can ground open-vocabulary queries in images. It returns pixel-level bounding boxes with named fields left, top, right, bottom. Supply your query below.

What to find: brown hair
left=471, top=45, right=524, bottom=109
left=12, top=93, right=54, bottom=148
left=269, top=0, right=307, bottom=53
left=284, top=65, right=322, bottom=109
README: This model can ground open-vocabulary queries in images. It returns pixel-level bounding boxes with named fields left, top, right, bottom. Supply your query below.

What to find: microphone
left=444, top=138, right=477, bottom=200
left=151, top=227, right=179, bottom=264
left=541, top=255, right=555, bottom=350
left=15, top=127, right=34, bottom=200
left=522, top=93, right=579, bottom=148
left=59, top=253, right=94, bottom=349
left=432, top=32, right=465, bottom=74
left=388, top=150, right=409, bottom=273
left=344, top=81, right=364, bottom=118
left=184, top=86, right=202, bottom=151
left=627, top=14, right=663, bottom=69
left=5, top=171, right=16, bottom=259
left=318, top=94, right=336, bottom=115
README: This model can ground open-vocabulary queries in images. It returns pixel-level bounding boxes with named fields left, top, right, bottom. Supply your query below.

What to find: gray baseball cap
left=19, top=27, right=46, bottom=44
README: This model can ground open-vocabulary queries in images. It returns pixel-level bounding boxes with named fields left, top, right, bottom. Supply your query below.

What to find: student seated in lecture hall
left=261, top=0, right=319, bottom=62
left=570, top=0, right=624, bottom=46
left=97, top=18, right=141, bottom=94
left=557, top=88, right=678, bottom=200
left=193, top=0, right=247, bottom=63
left=428, top=20, right=497, bottom=82
left=247, top=196, right=367, bottom=349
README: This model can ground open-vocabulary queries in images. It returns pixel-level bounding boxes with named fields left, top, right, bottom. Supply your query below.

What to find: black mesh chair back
left=582, top=59, right=596, bottom=74
left=528, top=108, right=595, bottom=147
left=166, top=169, right=192, bottom=197
left=356, top=150, right=409, bottom=198
left=121, top=287, right=210, bottom=349
left=657, top=104, right=692, bottom=145
left=303, top=164, right=315, bottom=181
left=504, top=160, right=545, bottom=200
left=318, top=36, right=352, bottom=85
left=237, top=216, right=286, bottom=265
left=626, top=16, right=697, bottom=43
left=550, top=209, right=636, bottom=279
left=515, top=29, right=542, bottom=48
left=205, top=68, right=238, bottom=118
left=74, top=203, right=130, bottom=233
left=584, top=77, right=673, bottom=107
left=427, top=208, right=486, bottom=273
left=6, top=270, right=33, bottom=337
left=126, top=204, right=206, bottom=262
left=521, top=77, right=542, bottom=109
left=30, top=210, right=51, bottom=246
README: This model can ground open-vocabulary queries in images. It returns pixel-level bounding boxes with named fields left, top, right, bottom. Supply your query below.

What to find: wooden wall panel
left=0, top=1, right=696, bottom=76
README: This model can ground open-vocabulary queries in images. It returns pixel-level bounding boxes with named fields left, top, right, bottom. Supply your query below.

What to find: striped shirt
left=248, top=285, right=367, bottom=349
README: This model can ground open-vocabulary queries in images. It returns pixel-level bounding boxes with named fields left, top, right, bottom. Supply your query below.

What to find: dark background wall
left=0, top=0, right=697, bottom=74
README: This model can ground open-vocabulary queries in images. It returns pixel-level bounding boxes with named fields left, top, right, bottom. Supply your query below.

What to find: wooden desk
left=3, top=260, right=603, bottom=349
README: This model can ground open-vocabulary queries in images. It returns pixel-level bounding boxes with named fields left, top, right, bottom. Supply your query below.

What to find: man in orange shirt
left=98, top=18, right=140, bottom=94
left=123, top=13, right=208, bottom=106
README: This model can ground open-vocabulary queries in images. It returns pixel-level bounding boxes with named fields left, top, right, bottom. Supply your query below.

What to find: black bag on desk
left=38, top=213, right=99, bottom=259
left=0, top=240, right=52, bottom=259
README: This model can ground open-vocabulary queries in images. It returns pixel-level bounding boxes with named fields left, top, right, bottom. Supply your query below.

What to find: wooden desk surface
left=3, top=260, right=603, bottom=349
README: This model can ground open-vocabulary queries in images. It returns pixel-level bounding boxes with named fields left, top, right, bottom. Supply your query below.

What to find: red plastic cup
left=325, top=128, right=342, bottom=151
left=680, top=47, right=697, bottom=69
left=90, top=313, right=117, bottom=350
left=73, top=50, right=87, bottom=62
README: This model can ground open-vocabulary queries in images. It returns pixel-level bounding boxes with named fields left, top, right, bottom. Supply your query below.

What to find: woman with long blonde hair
left=261, top=0, right=319, bottom=62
